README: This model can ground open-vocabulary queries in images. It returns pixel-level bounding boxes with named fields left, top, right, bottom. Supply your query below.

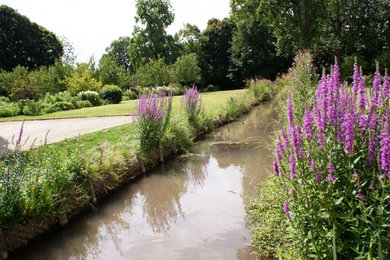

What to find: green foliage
left=275, top=51, right=318, bottom=124
left=133, top=58, right=172, bottom=87
left=129, top=0, right=178, bottom=68
left=0, top=103, right=21, bottom=117
left=66, top=64, right=102, bottom=95
left=98, top=55, right=126, bottom=87
left=176, top=23, right=201, bottom=56
left=104, top=36, right=132, bottom=72
left=45, top=101, right=74, bottom=113
left=171, top=53, right=201, bottom=85
left=248, top=79, right=272, bottom=102
left=123, top=89, right=138, bottom=100
left=164, top=114, right=193, bottom=153
left=77, top=91, right=102, bottom=106
left=0, top=5, right=63, bottom=71
left=248, top=175, right=300, bottom=258
left=75, top=100, right=93, bottom=108
left=100, top=85, right=122, bottom=104
left=22, top=100, right=47, bottom=116
left=8, top=66, right=39, bottom=101
left=199, top=18, right=237, bottom=89
left=0, top=144, right=87, bottom=226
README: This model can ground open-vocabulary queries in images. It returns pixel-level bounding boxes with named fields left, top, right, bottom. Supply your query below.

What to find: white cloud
left=1, top=0, right=230, bottom=62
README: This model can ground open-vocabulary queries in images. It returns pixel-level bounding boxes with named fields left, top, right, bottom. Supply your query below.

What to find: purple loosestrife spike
left=352, top=63, right=360, bottom=96
left=380, top=130, right=390, bottom=171
left=289, top=154, right=296, bottom=180
left=281, top=128, right=290, bottom=148
left=383, top=73, right=390, bottom=100
left=358, top=75, right=367, bottom=112
left=287, top=94, right=294, bottom=126
left=276, top=139, right=284, bottom=162
left=273, top=160, right=280, bottom=176
left=303, top=110, right=314, bottom=139
left=283, top=200, right=291, bottom=219
left=316, top=172, right=323, bottom=183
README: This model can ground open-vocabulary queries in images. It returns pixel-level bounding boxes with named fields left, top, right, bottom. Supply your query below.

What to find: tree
left=176, top=23, right=202, bottom=56
left=133, top=58, right=171, bottom=87
left=98, top=54, right=130, bottom=88
left=105, top=36, right=132, bottom=72
left=230, top=0, right=290, bottom=81
left=0, top=5, right=63, bottom=71
left=129, top=0, right=178, bottom=69
left=171, top=53, right=201, bottom=85
left=66, top=63, right=102, bottom=95
left=199, top=18, right=236, bottom=89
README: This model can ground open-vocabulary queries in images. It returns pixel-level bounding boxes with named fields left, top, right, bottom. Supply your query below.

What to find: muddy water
left=11, top=103, right=278, bottom=260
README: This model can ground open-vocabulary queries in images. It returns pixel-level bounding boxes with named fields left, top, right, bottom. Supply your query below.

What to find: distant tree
left=0, top=5, right=63, bottom=71
left=105, top=36, right=132, bottom=72
left=230, top=0, right=290, bottom=81
left=66, top=63, right=102, bottom=95
left=171, top=53, right=201, bottom=85
left=129, top=0, right=179, bottom=69
left=199, top=18, right=236, bottom=89
left=98, top=54, right=130, bottom=88
left=176, top=23, right=202, bottom=56
left=133, top=58, right=171, bottom=87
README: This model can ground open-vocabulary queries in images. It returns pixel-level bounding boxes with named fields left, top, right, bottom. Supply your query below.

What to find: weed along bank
left=1, top=86, right=272, bottom=258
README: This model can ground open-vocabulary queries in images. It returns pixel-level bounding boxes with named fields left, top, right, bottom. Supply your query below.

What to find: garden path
left=0, top=116, right=133, bottom=152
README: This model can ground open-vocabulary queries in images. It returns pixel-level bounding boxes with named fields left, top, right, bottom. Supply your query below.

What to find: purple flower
left=382, top=74, right=390, bottom=100
left=281, top=128, right=290, bottom=148
left=358, top=75, right=367, bottom=111
left=17, top=122, right=25, bottom=145
left=380, top=130, right=390, bottom=171
left=283, top=200, right=291, bottom=219
left=352, top=172, right=359, bottom=179
left=273, top=160, right=280, bottom=176
left=275, top=139, right=284, bottom=162
left=182, top=85, right=203, bottom=118
left=352, top=63, right=360, bottom=96
left=303, top=110, right=314, bottom=139
left=310, top=160, right=316, bottom=171
left=327, top=164, right=335, bottom=174
left=315, top=172, right=323, bottom=183
left=327, top=174, right=336, bottom=182
left=355, top=193, right=366, bottom=200
left=289, top=154, right=296, bottom=180
left=287, top=94, right=294, bottom=126
left=6, top=168, right=10, bottom=178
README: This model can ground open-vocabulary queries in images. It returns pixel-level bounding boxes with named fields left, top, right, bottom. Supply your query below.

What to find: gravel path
left=0, top=116, right=133, bottom=152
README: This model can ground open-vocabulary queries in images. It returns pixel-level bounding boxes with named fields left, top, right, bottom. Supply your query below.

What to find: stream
left=11, top=103, right=278, bottom=260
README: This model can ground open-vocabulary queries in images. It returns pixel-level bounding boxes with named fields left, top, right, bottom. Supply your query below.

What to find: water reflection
left=11, top=103, right=277, bottom=260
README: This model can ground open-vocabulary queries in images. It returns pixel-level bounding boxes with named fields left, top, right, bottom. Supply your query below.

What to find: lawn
left=0, top=89, right=245, bottom=121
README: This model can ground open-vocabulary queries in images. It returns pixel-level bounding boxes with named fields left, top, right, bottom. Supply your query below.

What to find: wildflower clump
left=274, top=63, right=390, bottom=258
left=135, top=91, right=173, bottom=152
left=181, top=85, right=203, bottom=127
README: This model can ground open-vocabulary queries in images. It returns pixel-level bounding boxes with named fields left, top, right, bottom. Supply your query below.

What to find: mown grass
left=0, top=90, right=244, bottom=121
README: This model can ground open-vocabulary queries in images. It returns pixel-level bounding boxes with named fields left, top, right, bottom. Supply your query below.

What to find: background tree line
left=0, top=0, right=389, bottom=101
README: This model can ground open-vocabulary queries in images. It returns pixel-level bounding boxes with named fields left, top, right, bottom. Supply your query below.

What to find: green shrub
left=22, top=101, right=47, bottom=116
left=164, top=114, right=193, bottom=153
left=100, top=85, right=122, bottom=104
left=77, top=90, right=102, bottom=106
left=45, top=101, right=74, bottom=113
left=200, top=85, right=219, bottom=93
left=0, top=103, right=21, bottom=117
left=76, top=100, right=93, bottom=108
left=171, top=53, right=201, bottom=85
left=66, top=64, right=102, bottom=95
left=123, top=89, right=138, bottom=100
left=0, top=96, right=10, bottom=104
left=248, top=79, right=272, bottom=102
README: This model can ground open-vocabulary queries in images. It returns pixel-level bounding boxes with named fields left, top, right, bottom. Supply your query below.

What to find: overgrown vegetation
left=249, top=53, right=390, bottom=258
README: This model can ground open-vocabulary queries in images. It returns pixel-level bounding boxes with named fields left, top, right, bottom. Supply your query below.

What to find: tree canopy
left=0, top=5, right=63, bottom=71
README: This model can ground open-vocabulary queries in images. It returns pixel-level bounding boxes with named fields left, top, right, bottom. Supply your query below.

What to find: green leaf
left=335, top=197, right=344, bottom=205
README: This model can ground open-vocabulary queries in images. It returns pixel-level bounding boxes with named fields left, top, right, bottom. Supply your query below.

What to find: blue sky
left=2, top=0, right=230, bottom=62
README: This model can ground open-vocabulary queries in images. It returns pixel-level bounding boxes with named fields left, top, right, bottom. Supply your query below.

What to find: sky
left=1, top=0, right=231, bottom=63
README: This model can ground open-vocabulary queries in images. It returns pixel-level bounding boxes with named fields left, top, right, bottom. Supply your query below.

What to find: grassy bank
left=0, top=90, right=244, bottom=121
left=1, top=86, right=271, bottom=255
